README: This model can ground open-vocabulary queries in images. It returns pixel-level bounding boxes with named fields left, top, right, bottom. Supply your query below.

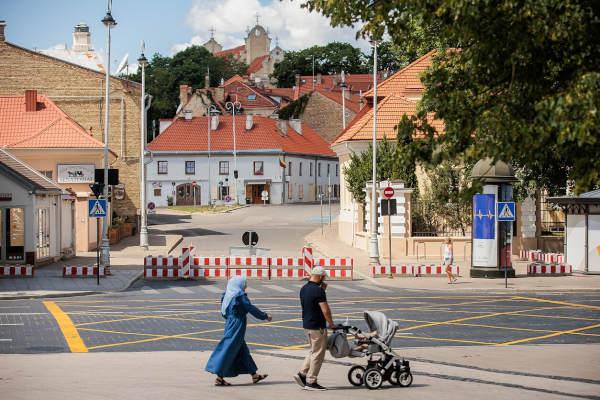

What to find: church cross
left=209, top=26, right=215, bottom=39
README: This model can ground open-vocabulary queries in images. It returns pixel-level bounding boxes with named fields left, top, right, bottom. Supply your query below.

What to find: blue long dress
left=205, top=293, right=268, bottom=377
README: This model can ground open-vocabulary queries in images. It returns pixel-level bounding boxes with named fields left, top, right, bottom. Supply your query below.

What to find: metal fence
left=411, top=200, right=472, bottom=238
left=540, top=196, right=565, bottom=236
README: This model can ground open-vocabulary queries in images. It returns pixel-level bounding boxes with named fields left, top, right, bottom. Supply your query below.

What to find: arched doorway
left=176, top=183, right=201, bottom=206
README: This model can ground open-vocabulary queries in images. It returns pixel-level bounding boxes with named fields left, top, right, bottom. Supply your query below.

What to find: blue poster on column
left=473, top=194, right=495, bottom=239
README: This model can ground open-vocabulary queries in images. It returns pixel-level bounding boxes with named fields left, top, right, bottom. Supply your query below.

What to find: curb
left=119, top=270, right=144, bottom=292
left=0, top=290, right=104, bottom=300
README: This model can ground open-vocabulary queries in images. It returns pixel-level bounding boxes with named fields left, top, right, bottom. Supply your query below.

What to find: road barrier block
left=271, top=257, right=305, bottom=279
left=228, top=256, right=270, bottom=280
left=527, top=263, right=572, bottom=275
left=144, top=267, right=180, bottom=279
left=144, top=256, right=180, bottom=268
left=370, top=264, right=413, bottom=277
left=63, top=265, right=105, bottom=278
left=0, top=265, right=34, bottom=277
left=414, top=264, right=460, bottom=277
left=313, top=257, right=353, bottom=280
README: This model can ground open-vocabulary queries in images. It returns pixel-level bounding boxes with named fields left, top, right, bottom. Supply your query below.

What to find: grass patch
left=167, top=205, right=241, bottom=214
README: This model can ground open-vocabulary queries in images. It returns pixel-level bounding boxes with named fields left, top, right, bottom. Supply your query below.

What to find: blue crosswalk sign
left=88, top=199, right=107, bottom=218
left=497, top=201, right=515, bottom=221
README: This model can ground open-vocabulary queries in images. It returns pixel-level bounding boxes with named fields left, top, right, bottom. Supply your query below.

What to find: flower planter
left=108, top=227, right=120, bottom=245
left=120, top=223, right=134, bottom=238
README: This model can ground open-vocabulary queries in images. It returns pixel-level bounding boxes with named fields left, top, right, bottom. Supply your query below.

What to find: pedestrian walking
left=443, top=237, right=457, bottom=284
left=206, top=276, right=272, bottom=386
left=294, top=266, right=336, bottom=391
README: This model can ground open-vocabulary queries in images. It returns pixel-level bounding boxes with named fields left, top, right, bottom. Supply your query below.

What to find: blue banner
left=473, top=194, right=495, bottom=239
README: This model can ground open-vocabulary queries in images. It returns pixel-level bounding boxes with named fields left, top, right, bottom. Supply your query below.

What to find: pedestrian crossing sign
left=88, top=199, right=107, bottom=218
left=497, top=201, right=515, bottom=221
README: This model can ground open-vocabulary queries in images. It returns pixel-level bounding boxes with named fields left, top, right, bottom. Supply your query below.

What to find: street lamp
left=340, top=69, right=347, bottom=129
left=306, top=55, right=316, bottom=90
left=224, top=98, right=241, bottom=205
left=100, top=0, right=116, bottom=269
left=138, top=41, right=149, bottom=249
left=207, top=104, right=218, bottom=207
left=369, top=39, right=380, bottom=264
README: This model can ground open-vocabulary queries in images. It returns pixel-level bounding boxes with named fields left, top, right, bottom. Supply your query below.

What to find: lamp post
left=224, top=98, right=241, bottom=205
left=207, top=104, right=218, bottom=207
left=100, top=0, right=116, bottom=269
left=369, top=39, right=380, bottom=264
left=138, top=41, right=149, bottom=248
left=306, top=55, right=315, bottom=90
left=340, top=69, right=347, bottom=129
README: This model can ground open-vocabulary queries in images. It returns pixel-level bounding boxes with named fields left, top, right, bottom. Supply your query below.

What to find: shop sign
left=114, top=184, right=125, bottom=200
left=0, top=193, right=12, bottom=201
left=57, top=164, right=95, bottom=183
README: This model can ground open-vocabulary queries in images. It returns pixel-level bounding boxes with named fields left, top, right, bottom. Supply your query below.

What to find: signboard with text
left=57, top=164, right=95, bottom=183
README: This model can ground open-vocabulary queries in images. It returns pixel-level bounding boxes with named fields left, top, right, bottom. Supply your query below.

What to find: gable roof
left=0, top=148, right=63, bottom=192
left=0, top=94, right=107, bottom=149
left=215, top=44, right=246, bottom=58
left=223, top=80, right=277, bottom=109
left=247, top=54, right=270, bottom=75
left=148, top=115, right=335, bottom=157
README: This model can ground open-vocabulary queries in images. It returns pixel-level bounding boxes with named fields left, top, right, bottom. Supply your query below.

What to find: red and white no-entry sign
left=383, top=186, right=394, bottom=198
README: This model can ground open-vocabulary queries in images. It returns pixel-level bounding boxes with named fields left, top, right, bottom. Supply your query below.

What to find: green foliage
left=302, top=0, right=600, bottom=193
left=278, top=93, right=311, bottom=120
left=273, top=42, right=367, bottom=87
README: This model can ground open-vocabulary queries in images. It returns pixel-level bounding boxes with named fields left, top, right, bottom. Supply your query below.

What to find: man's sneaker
left=293, top=373, right=306, bottom=387
left=304, top=382, right=327, bottom=391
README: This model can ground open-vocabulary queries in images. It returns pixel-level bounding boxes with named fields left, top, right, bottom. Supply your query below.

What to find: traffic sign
left=88, top=199, right=107, bottom=218
left=383, top=186, right=394, bottom=198
left=497, top=201, right=516, bottom=221
left=242, top=231, right=259, bottom=246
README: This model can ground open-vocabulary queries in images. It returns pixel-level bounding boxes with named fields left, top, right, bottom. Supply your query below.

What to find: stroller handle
left=334, top=324, right=360, bottom=333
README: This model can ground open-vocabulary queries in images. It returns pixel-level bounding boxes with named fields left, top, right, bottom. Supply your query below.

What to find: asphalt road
left=1, top=281, right=599, bottom=354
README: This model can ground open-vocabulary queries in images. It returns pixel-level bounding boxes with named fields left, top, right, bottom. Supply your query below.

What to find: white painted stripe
left=0, top=313, right=47, bottom=316
left=265, top=285, right=294, bottom=293
left=356, top=284, right=391, bottom=293
left=0, top=339, right=13, bottom=341
left=245, top=287, right=261, bottom=294
left=169, top=286, right=194, bottom=294
left=200, top=285, right=224, bottom=294
left=327, top=285, right=360, bottom=293
left=141, top=287, right=160, bottom=295
left=0, top=323, right=24, bottom=326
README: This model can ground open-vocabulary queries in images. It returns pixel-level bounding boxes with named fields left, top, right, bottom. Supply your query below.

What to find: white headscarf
left=220, top=276, right=247, bottom=317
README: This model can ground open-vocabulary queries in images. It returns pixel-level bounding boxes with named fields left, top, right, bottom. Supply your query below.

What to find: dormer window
left=247, top=94, right=256, bottom=100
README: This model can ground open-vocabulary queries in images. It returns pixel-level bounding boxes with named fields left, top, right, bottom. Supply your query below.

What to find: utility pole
left=368, top=39, right=380, bottom=264
left=225, top=98, right=241, bottom=204
left=138, top=41, right=148, bottom=249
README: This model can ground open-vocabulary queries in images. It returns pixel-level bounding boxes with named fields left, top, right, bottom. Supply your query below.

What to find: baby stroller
left=328, top=311, right=413, bottom=390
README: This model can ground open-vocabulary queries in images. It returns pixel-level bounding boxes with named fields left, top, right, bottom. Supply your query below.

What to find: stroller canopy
left=364, top=311, right=398, bottom=345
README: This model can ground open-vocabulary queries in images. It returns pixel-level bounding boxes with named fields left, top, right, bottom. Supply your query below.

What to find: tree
left=303, top=0, right=600, bottom=193
left=272, top=42, right=367, bottom=87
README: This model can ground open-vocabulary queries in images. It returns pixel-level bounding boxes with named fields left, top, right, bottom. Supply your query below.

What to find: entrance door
left=5, top=208, right=25, bottom=261
left=36, top=208, right=50, bottom=260
left=176, top=183, right=201, bottom=206
left=249, top=184, right=270, bottom=204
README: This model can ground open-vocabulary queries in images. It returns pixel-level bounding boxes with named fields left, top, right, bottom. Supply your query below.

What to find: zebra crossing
left=136, top=282, right=393, bottom=297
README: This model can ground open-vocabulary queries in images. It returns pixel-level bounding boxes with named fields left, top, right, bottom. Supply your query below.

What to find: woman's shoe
left=215, top=377, right=231, bottom=386
left=252, top=374, right=268, bottom=384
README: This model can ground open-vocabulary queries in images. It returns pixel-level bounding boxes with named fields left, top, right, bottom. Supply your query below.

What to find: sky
left=0, top=0, right=367, bottom=71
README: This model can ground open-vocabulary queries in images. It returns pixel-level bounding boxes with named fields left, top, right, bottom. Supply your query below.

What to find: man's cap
left=311, top=266, right=326, bottom=276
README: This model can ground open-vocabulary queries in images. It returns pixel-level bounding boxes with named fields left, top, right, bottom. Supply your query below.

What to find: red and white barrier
left=370, top=264, right=413, bottom=277
left=190, top=267, right=228, bottom=278
left=190, top=256, right=229, bottom=279
left=63, top=265, right=105, bottom=277
left=528, top=263, right=572, bottom=275
left=302, top=246, right=314, bottom=275
left=144, top=268, right=180, bottom=278
left=144, top=255, right=180, bottom=267
left=0, top=265, right=34, bottom=277
left=181, top=245, right=195, bottom=278
left=228, top=256, right=270, bottom=280
left=271, top=257, right=305, bottom=279
left=313, top=257, right=353, bottom=280
left=520, top=250, right=564, bottom=264
left=415, top=264, right=460, bottom=276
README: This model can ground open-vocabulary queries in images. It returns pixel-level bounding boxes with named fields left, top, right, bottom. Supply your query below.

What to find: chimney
left=316, top=73, right=322, bottom=85
left=344, top=88, right=351, bottom=100
left=245, top=114, right=254, bottom=131
left=210, top=115, right=219, bottom=130
left=0, top=20, right=5, bottom=42
left=276, top=118, right=288, bottom=136
left=214, top=86, right=225, bottom=102
left=289, top=118, right=302, bottom=135
left=183, top=110, right=192, bottom=121
left=25, top=90, right=37, bottom=112
left=294, top=74, right=300, bottom=87
left=72, top=22, right=91, bottom=52
left=179, top=84, right=190, bottom=107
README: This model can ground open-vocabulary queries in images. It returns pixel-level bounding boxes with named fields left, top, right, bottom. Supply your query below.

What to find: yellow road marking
left=516, top=313, right=600, bottom=322
left=43, top=301, right=88, bottom=353
left=497, top=322, right=600, bottom=346
left=395, top=335, right=497, bottom=346
left=514, top=296, right=600, bottom=311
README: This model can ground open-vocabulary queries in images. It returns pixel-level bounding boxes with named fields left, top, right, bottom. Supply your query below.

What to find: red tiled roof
left=148, top=116, right=335, bottom=157
left=261, top=87, right=294, bottom=98
left=332, top=95, right=443, bottom=145
left=215, top=45, right=246, bottom=58
left=363, top=51, right=435, bottom=98
left=221, top=74, right=245, bottom=87
left=247, top=54, right=270, bottom=75
left=0, top=95, right=106, bottom=149
left=223, top=81, right=276, bottom=109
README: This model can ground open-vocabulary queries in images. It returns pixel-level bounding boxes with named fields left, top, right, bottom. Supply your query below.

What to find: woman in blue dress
left=206, top=276, right=272, bottom=386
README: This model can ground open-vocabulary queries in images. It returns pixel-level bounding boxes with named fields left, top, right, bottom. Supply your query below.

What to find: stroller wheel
left=347, top=365, right=365, bottom=386
left=395, top=371, right=413, bottom=387
left=364, top=368, right=383, bottom=390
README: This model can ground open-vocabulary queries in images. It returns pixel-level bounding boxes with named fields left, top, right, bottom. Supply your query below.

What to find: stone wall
left=300, top=92, right=355, bottom=143
left=0, top=41, right=142, bottom=218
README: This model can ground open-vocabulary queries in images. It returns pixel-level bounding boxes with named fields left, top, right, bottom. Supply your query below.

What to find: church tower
left=244, top=16, right=270, bottom=65
left=203, top=27, right=223, bottom=55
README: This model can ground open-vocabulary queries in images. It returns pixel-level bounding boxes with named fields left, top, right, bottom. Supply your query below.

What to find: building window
left=254, top=161, right=264, bottom=175
left=157, top=161, right=168, bottom=174
left=318, top=163, right=321, bottom=177
left=299, top=162, right=303, bottom=177
left=287, top=161, right=292, bottom=176
left=299, top=184, right=304, bottom=199
left=220, top=186, right=230, bottom=199
left=310, top=163, right=313, bottom=177
left=327, top=164, right=331, bottom=177
left=336, top=164, right=338, bottom=177
left=219, top=161, right=229, bottom=175
left=185, top=161, right=195, bottom=175
left=153, top=188, right=161, bottom=196
left=39, top=170, right=53, bottom=179
left=288, top=183, right=293, bottom=199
